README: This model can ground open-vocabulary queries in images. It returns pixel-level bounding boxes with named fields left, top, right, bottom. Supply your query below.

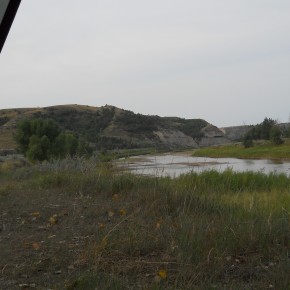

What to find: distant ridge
left=0, top=104, right=237, bottom=151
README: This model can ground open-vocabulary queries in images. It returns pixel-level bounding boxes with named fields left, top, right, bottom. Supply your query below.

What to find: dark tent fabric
left=0, top=0, right=21, bottom=53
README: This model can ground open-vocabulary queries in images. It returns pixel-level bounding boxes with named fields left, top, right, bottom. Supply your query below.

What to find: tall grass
left=1, top=157, right=290, bottom=289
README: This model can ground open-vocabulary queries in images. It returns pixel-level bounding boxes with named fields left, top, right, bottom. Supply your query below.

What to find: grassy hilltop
left=0, top=104, right=208, bottom=151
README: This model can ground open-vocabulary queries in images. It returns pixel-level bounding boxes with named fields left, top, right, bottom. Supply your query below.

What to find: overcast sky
left=0, top=0, right=290, bottom=127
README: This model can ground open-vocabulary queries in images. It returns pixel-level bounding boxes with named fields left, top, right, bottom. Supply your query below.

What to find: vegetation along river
left=117, top=153, right=290, bottom=177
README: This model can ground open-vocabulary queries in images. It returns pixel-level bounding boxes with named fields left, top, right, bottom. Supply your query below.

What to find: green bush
left=243, top=117, right=286, bottom=147
left=243, top=134, right=254, bottom=148
left=15, top=118, right=92, bottom=161
left=270, top=126, right=284, bottom=145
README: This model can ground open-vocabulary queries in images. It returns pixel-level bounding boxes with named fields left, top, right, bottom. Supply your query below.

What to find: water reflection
left=117, top=154, right=290, bottom=177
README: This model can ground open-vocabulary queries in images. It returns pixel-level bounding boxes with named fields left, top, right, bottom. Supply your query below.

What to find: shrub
left=243, top=134, right=254, bottom=148
left=270, top=126, right=284, bottom=145
left=15, top=119, right=92, bottom=161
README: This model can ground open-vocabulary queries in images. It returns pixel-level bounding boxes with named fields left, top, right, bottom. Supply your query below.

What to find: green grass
left=193, top=141, right=290, bottom=160
left=0, top=157, right=290, bottom=289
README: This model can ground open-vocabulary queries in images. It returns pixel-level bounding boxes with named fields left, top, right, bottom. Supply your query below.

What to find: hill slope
left=0, top=104, right=229, bottom=151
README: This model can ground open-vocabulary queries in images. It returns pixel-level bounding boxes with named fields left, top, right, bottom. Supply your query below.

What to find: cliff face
left=198, top=124, right=231, bottom=147
left=220, top=125, right=253, bottom=141
left=153, top=129, right=198, bottom=148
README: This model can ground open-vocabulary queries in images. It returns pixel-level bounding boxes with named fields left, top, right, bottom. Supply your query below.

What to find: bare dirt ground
left=0, top=186, right=119, bottom=289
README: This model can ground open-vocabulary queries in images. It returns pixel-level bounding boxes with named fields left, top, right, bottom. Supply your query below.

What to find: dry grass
left=0, top=157, right=290, bottom=289
left=0, top=129, right=17, bottom=149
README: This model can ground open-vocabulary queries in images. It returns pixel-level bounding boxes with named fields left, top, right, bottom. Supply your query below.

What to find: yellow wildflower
left=98, top=222, right=105, bottom=229
left=49, top=214, right=58, bottom=225
left=158, top=269, right=167, bottom=279
left=119, top=209, right=127, bottom=216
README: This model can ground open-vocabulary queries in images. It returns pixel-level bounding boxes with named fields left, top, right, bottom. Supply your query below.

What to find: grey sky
left=0, top=0, right=289, bottom=127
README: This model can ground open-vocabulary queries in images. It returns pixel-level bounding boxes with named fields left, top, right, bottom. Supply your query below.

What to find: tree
left=270, top=126, right=284, bottom=145
left=15, top=119, right=60, bottom=152
left=15, top=118, right=92, bottom=161
left=243, top=134, right=254, bottom=148
left=260, top=117, right=275, bottom=140
left=14, top=119, right=33, bottom=153
left=244, top=117, right=278, bottom=142
left=26, top=135, right=51, bottom=161
left=54, top=132, right=78, bottom=158
left=26, top=135, right=44, bottom=161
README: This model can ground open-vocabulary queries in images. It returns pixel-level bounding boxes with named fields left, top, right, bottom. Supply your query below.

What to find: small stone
left=19, top=284, right=30, bottom=288
left=48, top=235, right=56, bottom=239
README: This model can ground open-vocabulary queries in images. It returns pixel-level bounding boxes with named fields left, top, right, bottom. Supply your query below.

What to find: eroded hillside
left=0, top=104, right=229, bottom=151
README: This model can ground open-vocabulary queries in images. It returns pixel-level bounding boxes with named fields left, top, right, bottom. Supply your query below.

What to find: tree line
left=14, top=118, right=93, bottom=161
left=243, top=117, right=286, bottom=147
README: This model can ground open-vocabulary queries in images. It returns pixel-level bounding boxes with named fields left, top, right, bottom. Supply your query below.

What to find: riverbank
left=1, top=157, right=290, bottom=289
left=193, top=141, right=290, bottom=160
left=116, top=153, right=290, bottom=177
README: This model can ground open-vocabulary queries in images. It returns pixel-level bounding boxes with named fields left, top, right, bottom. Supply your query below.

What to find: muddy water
left=117, top=154, right=290, bottom=177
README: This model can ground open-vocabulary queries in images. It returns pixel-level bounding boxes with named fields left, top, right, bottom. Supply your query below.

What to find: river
left=116, top=153, right=290, bottom=177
